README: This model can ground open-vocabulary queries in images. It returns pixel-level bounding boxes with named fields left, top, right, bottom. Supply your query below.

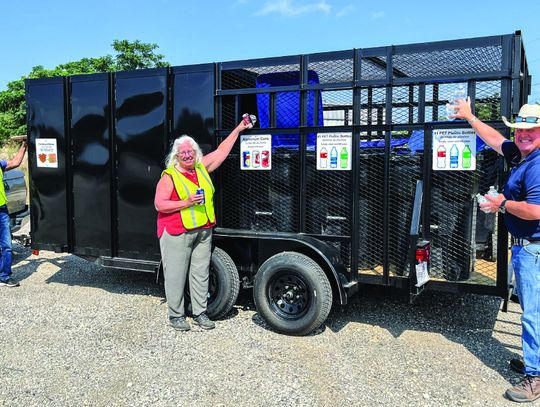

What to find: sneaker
left=505, top=375, right=540, bottom=402
left=0, top=278, right=20, bottom=288
left=170, top=316, right=190, bottom=332
left=193, top=313, right=215, bottom=330
left=510, top=358, right=526, bottom=374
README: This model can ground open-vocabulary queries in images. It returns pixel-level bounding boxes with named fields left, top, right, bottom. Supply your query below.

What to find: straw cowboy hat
left=502, top=104, right=540, bottom=129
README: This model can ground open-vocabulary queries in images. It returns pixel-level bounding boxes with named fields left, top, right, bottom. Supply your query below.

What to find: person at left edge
left=0, top=139, right=28, bottom=288
left=154, top=118, right=252, bottom=332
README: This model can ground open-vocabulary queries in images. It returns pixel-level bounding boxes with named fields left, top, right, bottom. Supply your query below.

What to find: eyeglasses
left=178, top=150, right=195, bottom=156
left=515, top=116, right=540, bottom=124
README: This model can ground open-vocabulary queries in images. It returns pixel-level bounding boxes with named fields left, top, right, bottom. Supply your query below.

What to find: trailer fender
left=213, top=229, right=348, bottom=305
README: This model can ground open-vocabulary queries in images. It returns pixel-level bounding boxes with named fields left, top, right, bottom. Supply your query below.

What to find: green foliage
left=0, top=40, right=169, bottom=141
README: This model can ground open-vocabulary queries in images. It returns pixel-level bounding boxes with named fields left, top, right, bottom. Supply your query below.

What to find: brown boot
left=505, top=376, right=540, bottom=402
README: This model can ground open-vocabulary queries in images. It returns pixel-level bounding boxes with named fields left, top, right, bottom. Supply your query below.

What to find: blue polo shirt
left=501, top=141, right=540, bottom=238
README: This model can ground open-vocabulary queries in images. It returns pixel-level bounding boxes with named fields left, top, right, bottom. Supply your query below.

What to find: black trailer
left=26, top=31, right=531, bottom=335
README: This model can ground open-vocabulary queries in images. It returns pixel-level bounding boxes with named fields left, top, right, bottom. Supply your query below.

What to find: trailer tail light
left=32, top=249, right=39, bottom=256
left=416, top=244, right=430, bottom=263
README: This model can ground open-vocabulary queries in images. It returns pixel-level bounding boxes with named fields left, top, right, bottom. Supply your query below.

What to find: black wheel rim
left=267, top=271, right=311, bottom=320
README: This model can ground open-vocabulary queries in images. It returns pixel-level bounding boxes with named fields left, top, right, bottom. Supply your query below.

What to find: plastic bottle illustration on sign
left=340, top=147, right=348, bottom=169
left=320, top=147, right=328, bottom=168
left=462, top=144, right=471, bottom=169
left=437, top=145, right=447, bottom=169
left=449, top=144, right=459, bottom=168
left=330, top=147, right=338, bottom=168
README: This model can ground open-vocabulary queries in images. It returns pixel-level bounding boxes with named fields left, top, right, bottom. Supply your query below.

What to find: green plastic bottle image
left=462, top=144, right=471, bottom=169
left=340, top=147, right=348, bottom=169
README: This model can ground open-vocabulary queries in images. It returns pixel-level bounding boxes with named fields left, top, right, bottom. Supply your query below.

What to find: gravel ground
left=0, top=225, right=527, bottom=406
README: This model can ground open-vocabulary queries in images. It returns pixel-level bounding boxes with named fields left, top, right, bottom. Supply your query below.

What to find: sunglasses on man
left=515, top=116, right=540, bottom=124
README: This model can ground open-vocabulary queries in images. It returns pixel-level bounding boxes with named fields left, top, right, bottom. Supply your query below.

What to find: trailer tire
left=253, top=251, right=332, bottom=336
left=186, top=247, right=240, bottom=320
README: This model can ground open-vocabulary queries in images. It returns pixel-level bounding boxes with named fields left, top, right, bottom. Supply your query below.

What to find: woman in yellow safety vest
left=154, top=118, right=252, bottom=332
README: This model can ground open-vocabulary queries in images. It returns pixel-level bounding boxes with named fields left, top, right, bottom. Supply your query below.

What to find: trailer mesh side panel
left=360, top=87, right=386, bottom=126
left=222, top=64, right=300, bottom=90
left=321, top=90, right=353, bottom=126
left=219, top=134, right=300, bottom=232
left=305, top=142, right=352, bottom=265
left=392, top=45, right=503, bottom=78
left=475, top=80, right=502, bottom=121
left=387, top=144, right=423, bottom=276
left=308, top=58, right=354, bottom=84
left=392, top=85, right=419, bottom=124
left=360, top=56, right=387, bottom=80
left=429, top=149, right=499, bottom=284
left=357, top=146, right=385, bottom=270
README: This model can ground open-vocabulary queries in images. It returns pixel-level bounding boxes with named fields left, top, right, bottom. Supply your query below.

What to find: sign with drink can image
left=317, top=132, right=352, bottom=171
left=240, top=134, right=272, bottom=170
left=432, top=128, right=476, bottom=171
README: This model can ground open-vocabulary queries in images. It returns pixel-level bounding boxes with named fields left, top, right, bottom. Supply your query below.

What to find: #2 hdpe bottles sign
left=432, top=129, right=476, bottom=171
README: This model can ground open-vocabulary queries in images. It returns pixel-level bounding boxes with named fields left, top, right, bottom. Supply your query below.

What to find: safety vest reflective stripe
left=0, top=170, right=6, bottom=207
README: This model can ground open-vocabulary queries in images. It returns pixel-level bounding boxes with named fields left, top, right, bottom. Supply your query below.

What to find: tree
left=0, top=40, right=169, bottom=140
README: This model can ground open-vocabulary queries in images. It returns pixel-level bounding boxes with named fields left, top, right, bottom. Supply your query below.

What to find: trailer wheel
left=253, top=252, right=332, bottom=336
left=186, top=247, right=240, bottom=320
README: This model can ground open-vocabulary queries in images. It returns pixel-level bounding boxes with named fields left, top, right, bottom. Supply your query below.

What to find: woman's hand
left=187, top=193, right=204, bottom=206
left=237, top=119, right=252, bottom=131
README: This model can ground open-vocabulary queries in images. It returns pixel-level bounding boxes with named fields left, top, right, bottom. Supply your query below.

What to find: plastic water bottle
left=487, top=186, right=499, bottom=197
left=476, top=186, right=498, bottom=213
left=446, top=84, right=467, bottom=120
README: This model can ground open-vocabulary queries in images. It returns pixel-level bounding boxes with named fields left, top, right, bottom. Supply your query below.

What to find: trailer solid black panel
left=26, top=32, right=531, bottom=334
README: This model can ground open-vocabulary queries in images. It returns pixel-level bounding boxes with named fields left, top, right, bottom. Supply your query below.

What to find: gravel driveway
left=0, top=235, right=526, bottom=406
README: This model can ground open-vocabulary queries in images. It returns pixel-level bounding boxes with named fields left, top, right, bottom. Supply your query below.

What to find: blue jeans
left=0, top=208, right=12, bottom=282
left=512, top=242, right=540, bottom=376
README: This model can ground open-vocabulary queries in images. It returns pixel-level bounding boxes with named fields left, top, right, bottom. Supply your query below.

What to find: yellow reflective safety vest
left=0, top=168, right=6, bottom=207
left=162, top=163, right=215, bottom=230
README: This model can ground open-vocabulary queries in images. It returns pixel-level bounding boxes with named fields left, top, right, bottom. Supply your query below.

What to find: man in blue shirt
left=0, top=139, right=27, bottom=288
left=453, top=101, right=540, bottom=403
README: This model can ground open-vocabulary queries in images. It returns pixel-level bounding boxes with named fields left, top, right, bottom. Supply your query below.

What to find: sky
left=1, top=0, right=540, bottom=101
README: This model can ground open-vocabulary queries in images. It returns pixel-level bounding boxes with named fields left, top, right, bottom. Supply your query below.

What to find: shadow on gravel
left=326, top=284, right=520, bottom=381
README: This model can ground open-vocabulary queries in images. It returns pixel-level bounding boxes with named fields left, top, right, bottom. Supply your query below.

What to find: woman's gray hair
left=165, top=135, right=203, bottom=168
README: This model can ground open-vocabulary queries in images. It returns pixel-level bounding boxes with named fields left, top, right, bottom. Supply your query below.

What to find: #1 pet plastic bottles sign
left=36, top=139, right=58, bottom=168
left=432, top=129, right=476, bottom=171
left=317, top=132, right=352, bottom=171
left=240, top=134, right=272, bottom=170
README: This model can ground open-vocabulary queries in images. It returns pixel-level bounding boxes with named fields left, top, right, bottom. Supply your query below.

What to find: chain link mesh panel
left=220, top=134, right=300, bottom=232
left=392, top=45, right=503, bottom=78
